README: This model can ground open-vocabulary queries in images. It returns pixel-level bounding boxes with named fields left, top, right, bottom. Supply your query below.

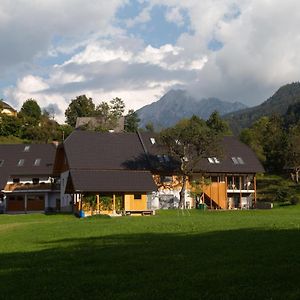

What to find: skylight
left=0, top=160, right=4, bottom=167
left=150, top=137, right=156, bottom=144
left=24, top=145, right=30, bottom=152
left=208, top=157, right=220, bottom=164
left=17, top=159, right=25, bottom=167
left=232, top=157, right=245, bottom=165
left=34, top=158, right=41, bottom=166
left=237, top=157, right=245, bottom=164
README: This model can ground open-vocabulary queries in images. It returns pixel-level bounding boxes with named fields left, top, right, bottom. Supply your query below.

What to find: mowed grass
left=0, top=207, right=300, bottom=300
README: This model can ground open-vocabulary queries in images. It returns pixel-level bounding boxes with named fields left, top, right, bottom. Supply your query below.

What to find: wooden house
left=57, top=130, right=157, bottom=216
left=138, top=133, right=264, bottom=210
left=0, top=144, right=60, bottom=213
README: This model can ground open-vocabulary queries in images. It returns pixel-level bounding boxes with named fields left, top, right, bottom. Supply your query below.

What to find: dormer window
left=150, top=138, right=156, bottom=144
left=17, top=159, right=25, bottom=167
left=208, top=157, right=214, bottom=163
left=34, top=158, right=41, bottom=166
left=24, top=145, right=30, bottom=152
left=0, top=160, right=4, bottom=167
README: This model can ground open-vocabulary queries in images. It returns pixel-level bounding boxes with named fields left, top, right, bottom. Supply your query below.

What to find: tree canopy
left=65, top=95, right=95, bottom=127
left=160, top=115, right=221, bottom=208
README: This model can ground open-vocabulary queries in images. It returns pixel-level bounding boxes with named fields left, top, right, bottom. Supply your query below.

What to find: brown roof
left=0, top=144, right=57, bottom=189
left=63, top=131, right=156, bottom=193
left=0, top=100, right=16, bottom=112
left=139, top=133, right=264, bottom=174
left=64, top=130, right=149, bottom=170
left=68, top=170, right=156, bottom=192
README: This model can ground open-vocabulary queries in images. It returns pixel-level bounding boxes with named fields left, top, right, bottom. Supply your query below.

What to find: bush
left=290, top=196, right=300, bottom=205
left=274, top=188, right=291, bottom=203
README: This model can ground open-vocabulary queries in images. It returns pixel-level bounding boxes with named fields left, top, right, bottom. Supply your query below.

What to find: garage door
left=27, top=195, right=45, bottom=211
left=6, top=195, right=25, bottom=211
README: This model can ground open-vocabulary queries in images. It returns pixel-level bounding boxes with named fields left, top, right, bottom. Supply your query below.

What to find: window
left=231, top=157, right=245, bottom=165
left=237, top=157, right=245, bottom=164
left=34, top=158, right=41, bottom=166
left=24, top=145, right=30, bottom=152
left=17, top=159, right=25, bottom=167
left=134, top=194, right=142, bottom=200
left=163, top=155, right=170, bottom=162
left=157, top=155, right=164, bottom=163
left=13, top=178, right=20, bottom=183
left=32, top=178, right=39, bottom=184
left=208, top=157, right=220, bottom=164
left=0, top=160, right=4, bottom=167
left=213, top=157, right=220, bottom=164
left=150, top=137, right=156, bottom=144
left=160, top=176, right=173, bottom=183
left=231, top=157, right=239, bottom=164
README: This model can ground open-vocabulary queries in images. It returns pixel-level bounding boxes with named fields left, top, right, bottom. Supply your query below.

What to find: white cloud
left=165, top=7, right=185, bottom=26
left=3, top=0, right=300, bottom=125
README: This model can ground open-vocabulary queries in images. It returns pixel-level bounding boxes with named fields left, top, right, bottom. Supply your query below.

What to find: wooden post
left=96, top=194, right=100, bottom=213
left=24, top=194, right=27, bottom=213
left=225, top=175, right=228, bottom=209
left=254, top=175, right=257, bottom=208
left=113, top=194, right=116, bottom=214
left=239, top=176, right=242, bottom=209
left=210, top=176, right=212, bottom=209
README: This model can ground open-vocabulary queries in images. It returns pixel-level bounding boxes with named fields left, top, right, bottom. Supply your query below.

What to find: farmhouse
left=139, top=133, right=264, bottom=210
left=0, top=100, right=17, bottom=117
left=0, top=144, right=60, bottom=212
left=0, top=130, right=264, bottom=214
left=57, top=130, right=157, bottom=216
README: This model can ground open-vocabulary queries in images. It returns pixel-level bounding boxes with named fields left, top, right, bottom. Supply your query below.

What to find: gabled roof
left=139, top=133, right=264, bottom=174
left=0, top=100, right=16, bottom=112
left=63, top=130, right=155, bottom=192
left=0, top=144, right=57, bottom=189
left=68, top=170, right=156, bottom=193
left=64, top=130, right=149, bottom=170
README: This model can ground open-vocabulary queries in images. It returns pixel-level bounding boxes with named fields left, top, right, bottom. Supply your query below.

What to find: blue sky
left=1, top=0, right=300, bottom=122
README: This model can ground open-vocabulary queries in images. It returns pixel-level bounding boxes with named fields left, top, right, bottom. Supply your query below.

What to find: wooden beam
left=254, top=175, right=257, bottom=208
left=113, top=194, right=116, bottom=214
left=239, top=176, right=242, bottom=209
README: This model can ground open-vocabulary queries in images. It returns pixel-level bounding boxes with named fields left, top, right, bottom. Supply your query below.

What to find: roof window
left=17, top=159, right=25, bottom=167
left=34, top=158, right=41, bottom=166
left=208, top=157, right=220, bottom=164
left=24, top=145, right=30, bottom=152
left=232, top=157, right=245, bottom=165
left=150, top=138, right=156, bottom=144
left=237, top=157, right=245, bottom=164
left=0, top=160, right=4, bottom=167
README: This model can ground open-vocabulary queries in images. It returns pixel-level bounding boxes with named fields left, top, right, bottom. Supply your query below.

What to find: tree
left=206, top=111, right=231, bottom=135
left=286, top=124, right=300, bottom=182
left=240, top=115, right=288, bottom=172
left=159, top=115, right=221, bottom=208
left=124, top=109, right=140, bottom=132
left=19, top=99, right=41, bottom=124
left=94, top=98, right=125, bottom=131
left=65, top=95, right=95, bottom=127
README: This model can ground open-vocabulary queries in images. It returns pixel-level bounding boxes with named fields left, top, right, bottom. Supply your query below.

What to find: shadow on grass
left=0, top=229, right=300, bottom=300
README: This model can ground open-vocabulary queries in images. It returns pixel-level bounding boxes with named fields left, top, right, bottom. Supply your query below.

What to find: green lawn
left=0, top=207, right=300, bottom=300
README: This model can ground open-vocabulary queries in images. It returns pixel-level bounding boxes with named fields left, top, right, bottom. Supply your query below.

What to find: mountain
left=137, top=89, right=247, bottom=129
left=224, top=82, right=300, bottom=133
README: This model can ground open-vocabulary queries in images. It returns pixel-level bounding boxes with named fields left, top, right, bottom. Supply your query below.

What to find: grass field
left=0, top=207, right=300, bottom=300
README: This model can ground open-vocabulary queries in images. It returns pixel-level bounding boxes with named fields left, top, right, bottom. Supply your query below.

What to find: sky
left=1, top=0, right=300, bottom=123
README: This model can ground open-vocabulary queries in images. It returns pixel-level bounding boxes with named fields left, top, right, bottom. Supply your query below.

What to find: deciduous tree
left=160, top=115, right=221, bottom=208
